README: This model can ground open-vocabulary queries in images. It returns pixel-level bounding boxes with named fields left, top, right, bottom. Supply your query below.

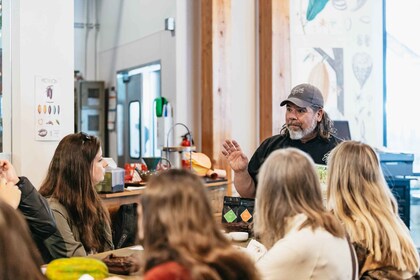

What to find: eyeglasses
left=79, top=132, right=92, bottom=145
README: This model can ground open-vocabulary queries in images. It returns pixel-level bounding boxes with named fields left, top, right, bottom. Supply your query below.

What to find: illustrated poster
left=35, top=76, right=61, bottom=141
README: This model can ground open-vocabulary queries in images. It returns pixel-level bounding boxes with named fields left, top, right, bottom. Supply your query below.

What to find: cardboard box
left=96, top=167, right=125, bottom=193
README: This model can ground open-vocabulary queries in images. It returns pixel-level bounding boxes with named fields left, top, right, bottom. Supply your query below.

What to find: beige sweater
left=257, top=214, right=354, bottom=280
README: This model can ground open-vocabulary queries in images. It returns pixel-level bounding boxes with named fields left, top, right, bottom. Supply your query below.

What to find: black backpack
left=112, top=203, right=138, bottom=249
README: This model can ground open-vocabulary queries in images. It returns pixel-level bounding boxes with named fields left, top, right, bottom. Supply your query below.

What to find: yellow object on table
left=186, top=152, right=212, bottom=176
left=45, top=257, right=109, bottom=280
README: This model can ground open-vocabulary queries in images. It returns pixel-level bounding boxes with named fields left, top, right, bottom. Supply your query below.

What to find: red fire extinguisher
left=181, top=133, right=191, bottom=147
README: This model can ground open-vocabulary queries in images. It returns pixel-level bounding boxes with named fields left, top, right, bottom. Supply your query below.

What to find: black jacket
left=17, top=177, right=57, bottom=255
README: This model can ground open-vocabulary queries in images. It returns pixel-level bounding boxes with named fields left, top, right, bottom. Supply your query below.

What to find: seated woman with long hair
left=327, top=141, right=420, bottom=279
left=138, top=169, right=260, bottom=280
left=0, top=200, right=46, bottom=279
left=254, top=148, right=355, bottom=280
left=39, top=132, right=113, bottom=260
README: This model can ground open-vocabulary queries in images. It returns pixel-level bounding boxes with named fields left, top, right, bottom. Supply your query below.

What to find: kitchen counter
left=99, top=179, right=230, bottom=221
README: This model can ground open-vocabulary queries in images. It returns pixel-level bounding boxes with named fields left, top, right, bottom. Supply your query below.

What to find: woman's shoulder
left=291, top=223, right=347, bottom=247
left=47, top=198, right=69, bottom=215
left=144, top=261, right=192, bottom=280
left=273, top=214, right=348, bottom=255
left=258, top=222, right=352, bottom=279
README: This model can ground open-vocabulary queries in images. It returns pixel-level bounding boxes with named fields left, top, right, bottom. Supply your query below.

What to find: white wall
left=75, top=0, right=177, bottom=80
left=230, top=0, right=257, bottom=159
left=175, top=0, right=200, bottom=146
left=98, top=0, right=176, bottom=52
left=74, top=0, right=96, bottom=79
left=75, top=0, right=258, bottom=163
left=95, top=0, right=177, bottom=160
left=75, top=0, right=203, bottom=161
left=5, top=0, right=74, bottom=187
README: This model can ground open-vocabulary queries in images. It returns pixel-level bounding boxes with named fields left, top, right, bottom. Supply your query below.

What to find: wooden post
left=201, top=0, right=214, bottom=158
left=201, top=0, right=231, bottom=172
left=259, top=0, right=291, bottom=140
left=272, top=0, right=291, bottom=134
left=259, top=0, right=273, bottom=142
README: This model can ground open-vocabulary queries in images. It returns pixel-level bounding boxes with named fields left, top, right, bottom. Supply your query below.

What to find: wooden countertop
left=99, top=178, right=229, bottom=199
left=99, top=178, right=230, bottom=219
left=98, top=188, right=145, bottom=199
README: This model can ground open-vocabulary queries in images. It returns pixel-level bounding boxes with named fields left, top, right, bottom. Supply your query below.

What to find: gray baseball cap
left=280, top=83, right=324, bottom=108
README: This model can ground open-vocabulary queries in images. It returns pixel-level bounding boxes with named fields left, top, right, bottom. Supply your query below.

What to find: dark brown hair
left=141, top=169, right=260, bottom=280
left=39, top=132, right=110, bottom=252
left=0, top=200, right=45, bottom=280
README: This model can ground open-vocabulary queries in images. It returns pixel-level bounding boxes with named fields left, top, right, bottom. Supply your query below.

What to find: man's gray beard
left=288, top=119, right=318, bottom=140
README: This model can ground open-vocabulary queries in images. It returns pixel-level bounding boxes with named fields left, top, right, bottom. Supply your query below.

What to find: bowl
left=136, top=169, right=158, bottom=182
left=141, top=157, right=162, bottom=171
left=221, top=230, right=233, bottom=241
left=228, top=231, right=249, bottom=242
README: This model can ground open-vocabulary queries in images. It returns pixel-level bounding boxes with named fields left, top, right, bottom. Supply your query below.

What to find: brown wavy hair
left=254, top=148, right=344, bottom=248
left=141, top=169, right=260, bottom=280
left=39, top=132, right=110, bottom=252
left=327, top=141, right=419, bottom=273
left=280, top=106, right=335, bottom=140
left=0, top=200, right=45, bottom=280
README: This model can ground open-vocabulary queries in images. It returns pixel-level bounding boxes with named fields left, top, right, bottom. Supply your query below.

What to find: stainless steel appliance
left=75, top=81, right=105, bottom=146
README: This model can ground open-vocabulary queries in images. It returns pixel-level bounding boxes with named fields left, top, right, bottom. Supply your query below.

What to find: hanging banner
left=34, top=76, right=61, bottom=141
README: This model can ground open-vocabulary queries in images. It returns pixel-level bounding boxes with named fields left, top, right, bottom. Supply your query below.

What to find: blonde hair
left=254, top=148, right=344, bottom=248
left=327, top=141, right=419, bottom=272
left=141, top=169, right=259, bottom=280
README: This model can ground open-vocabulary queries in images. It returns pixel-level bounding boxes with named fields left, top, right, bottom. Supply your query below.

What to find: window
left=385, top=0, right=420, bottom=172
left=385, top=0, right=420, bottom=248
left=129, top=101, right=140, bottom=159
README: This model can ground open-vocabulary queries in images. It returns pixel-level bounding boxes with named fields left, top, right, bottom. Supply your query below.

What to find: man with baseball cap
left=222, top=83, right=341, bottom=198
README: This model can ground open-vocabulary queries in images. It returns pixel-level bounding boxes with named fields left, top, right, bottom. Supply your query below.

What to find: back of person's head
left=0, top=200, right=45, bottom=280
left=39, top=132, right=109, bottom=252
left=327, top=140, right=419, bottom=272
left=254, top=148, right=344, bottom=248
left=141, top=169, right=259, bottom=280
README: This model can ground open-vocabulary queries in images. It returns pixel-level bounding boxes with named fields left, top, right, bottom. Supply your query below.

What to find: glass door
left=116, top=62, right=161, bottom=166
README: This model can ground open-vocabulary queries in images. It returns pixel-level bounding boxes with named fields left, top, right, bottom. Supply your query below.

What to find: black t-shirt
left=248, top=134, right=342, bottom=185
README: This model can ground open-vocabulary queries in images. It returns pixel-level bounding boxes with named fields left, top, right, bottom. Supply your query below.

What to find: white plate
left=229, top=231, right=249, bottom=242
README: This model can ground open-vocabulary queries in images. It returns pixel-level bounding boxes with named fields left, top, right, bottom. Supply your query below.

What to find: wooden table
left=89, top=246, right=144, bottom=279
left=90, top=238, right=249, bottom=279
left=99, top=188, right=146, bottom=217
left=99, top=179, right=230, bottom=248
left=99, top=179, right=230, bottom=217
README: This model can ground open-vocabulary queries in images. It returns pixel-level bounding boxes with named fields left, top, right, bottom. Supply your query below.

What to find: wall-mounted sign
left=35, top=76, right=61, bottom=141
